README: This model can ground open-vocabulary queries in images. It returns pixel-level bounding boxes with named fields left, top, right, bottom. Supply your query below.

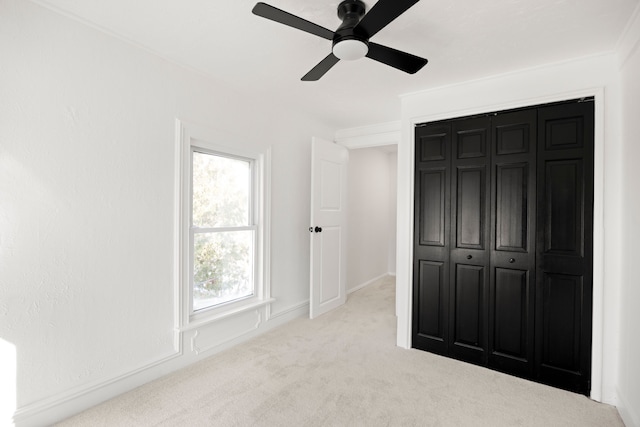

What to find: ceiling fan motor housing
left=333, top=0, right=369, bottom=60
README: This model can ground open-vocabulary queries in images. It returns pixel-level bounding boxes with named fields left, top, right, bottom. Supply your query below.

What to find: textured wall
left=618, top=11, right=640, bottom=426
left=347, top=147, right=394, bottom=291
left=387, top=151, right=397, bottom=275
left=0, top=0, right=334, bottom=423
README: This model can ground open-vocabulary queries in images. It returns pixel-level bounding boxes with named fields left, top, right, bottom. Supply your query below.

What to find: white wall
left=617, top=7, right=640, bottom=426
left=346, top=147, right=395, bottom=292
left=0, top=1, right=335, bottom=425
left=387, top=151, right=397, bottom=276
left=396, top=53, right=624, bottom=406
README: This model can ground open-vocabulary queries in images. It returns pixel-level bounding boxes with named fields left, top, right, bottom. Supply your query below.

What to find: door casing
left=397, top=88, right=605, bottom=401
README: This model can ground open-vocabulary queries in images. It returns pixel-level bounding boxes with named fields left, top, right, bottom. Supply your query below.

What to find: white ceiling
left=34, top=0, right=639, bottom=130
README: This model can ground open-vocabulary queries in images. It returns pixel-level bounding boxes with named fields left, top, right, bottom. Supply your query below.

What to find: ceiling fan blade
left=301, top=53, right=340, bottom=81
left=355, top=0, right=420, bottom=38
left=252, top=2, right=335, bottom=40
left=366, top=42, right=428, bottom=74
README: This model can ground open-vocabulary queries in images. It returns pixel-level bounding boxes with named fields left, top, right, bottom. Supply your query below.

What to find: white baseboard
left=269, top=300, right=309, bottom=320
left=617, top=387, right=639, bottom=427
left=12, top=301, right=308, bottom=427
left=13, top=350, right=183, bottom=427
left=347, top=273, right=390, bottom=294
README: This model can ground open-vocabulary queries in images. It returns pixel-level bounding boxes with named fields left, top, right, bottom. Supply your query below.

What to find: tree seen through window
left=192, top=151, right=254, bottom=311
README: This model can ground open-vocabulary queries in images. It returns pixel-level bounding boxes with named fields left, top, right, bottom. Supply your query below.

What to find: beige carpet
left=57, top=276, right=623, bottom=426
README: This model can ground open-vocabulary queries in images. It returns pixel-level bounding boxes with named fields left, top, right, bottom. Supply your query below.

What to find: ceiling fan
left=252, top=0, right=428, bottom=81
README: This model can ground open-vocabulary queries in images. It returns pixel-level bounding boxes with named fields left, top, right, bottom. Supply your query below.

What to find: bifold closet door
left=536, top=101, right=594, bottom=394
left=412, top=123, right=452, bottom=355
left=488, top=110, right=537, bottom=378
left=448, top=117, right=491, bottom=365
left=412, top=99, right=594, bottom=396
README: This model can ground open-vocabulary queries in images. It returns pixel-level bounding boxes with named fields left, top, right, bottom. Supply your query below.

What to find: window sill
left=180, top=297, right=275, bottom=332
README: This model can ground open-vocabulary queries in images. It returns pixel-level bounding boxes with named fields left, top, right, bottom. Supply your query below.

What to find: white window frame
left=175, top=120, right=272, bottom=330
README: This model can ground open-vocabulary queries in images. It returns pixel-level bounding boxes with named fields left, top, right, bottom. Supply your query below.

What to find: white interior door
left=310, top=137, right=348, bottom=319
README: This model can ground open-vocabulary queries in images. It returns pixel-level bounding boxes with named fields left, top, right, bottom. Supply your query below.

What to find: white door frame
left=396, top=87, right=606, bottom=402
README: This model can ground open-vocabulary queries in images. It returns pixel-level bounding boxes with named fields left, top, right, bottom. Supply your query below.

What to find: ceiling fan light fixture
left=332, top=39, right=368, bottom=60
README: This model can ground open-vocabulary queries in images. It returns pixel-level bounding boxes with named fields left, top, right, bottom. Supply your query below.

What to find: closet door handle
left=467, top=255, right=472, bottom=260
left=315, top=226, right=323, bottom=233
left=509, top=258, right=515, bottom=263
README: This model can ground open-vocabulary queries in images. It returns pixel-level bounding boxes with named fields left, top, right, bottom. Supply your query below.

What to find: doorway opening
left=347, top=145, right=398, bottom=293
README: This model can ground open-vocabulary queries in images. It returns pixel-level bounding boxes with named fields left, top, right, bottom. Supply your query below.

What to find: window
left=177, top=120, right=271, bottom=326
left=191, top=150, right=255, bottom=311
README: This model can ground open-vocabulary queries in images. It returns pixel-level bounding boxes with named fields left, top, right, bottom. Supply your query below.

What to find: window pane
left=193, top=230, right=254, bottom=311
left=192, top=151, right=250, bottom=228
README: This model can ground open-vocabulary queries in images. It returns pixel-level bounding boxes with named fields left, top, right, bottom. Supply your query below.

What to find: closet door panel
left=450, top=263, right=486, bottom=363
left=419, top=131, right=448, bottom=161
left=449, top=117, right=491, bottom=365
left=416, top=261, right=446, bottom=340
left=413, top=123, right=452, bottom=354
left=456, top=127, right=487, bottom=159
left=543, top=160, right=583, bottom=257
left=490, top=267, right=532, bottom=375
left=541, top=273, right=584, bottom=372
left=495, top=121, right=531, bottom=155
left=489, top=110, right=537, bottom=377
left=419, top=169, right=447, bottom=247
left=536, top=101, right=594, bottom=395
left=493, top=268, right=528, bottom=357
left=456, top=166, right=486, bottom=249
left=495, top=163, right=528, bottom=252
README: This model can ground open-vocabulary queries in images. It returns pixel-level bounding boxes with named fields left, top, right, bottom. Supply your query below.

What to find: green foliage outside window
left=192, top=151, right=253, bottom=310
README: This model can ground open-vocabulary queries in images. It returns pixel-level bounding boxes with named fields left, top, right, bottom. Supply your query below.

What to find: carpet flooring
left=57, top=276, right=623, bottom=426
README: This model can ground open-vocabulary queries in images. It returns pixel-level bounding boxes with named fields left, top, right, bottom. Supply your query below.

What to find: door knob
left=315, top=226, right=323, bottom=233
left=509, top=258, right=515, bottom=263
left=467, top=255, right=472, bottom=260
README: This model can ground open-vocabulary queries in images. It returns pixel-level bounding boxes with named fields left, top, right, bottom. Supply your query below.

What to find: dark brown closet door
left=448, top=117, right=491, bottom=365
left=413, top=123, right=452, bottom=355
left=536, top=101, right=594, bottom=395
left=488, top=110, right=537, bottom=377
